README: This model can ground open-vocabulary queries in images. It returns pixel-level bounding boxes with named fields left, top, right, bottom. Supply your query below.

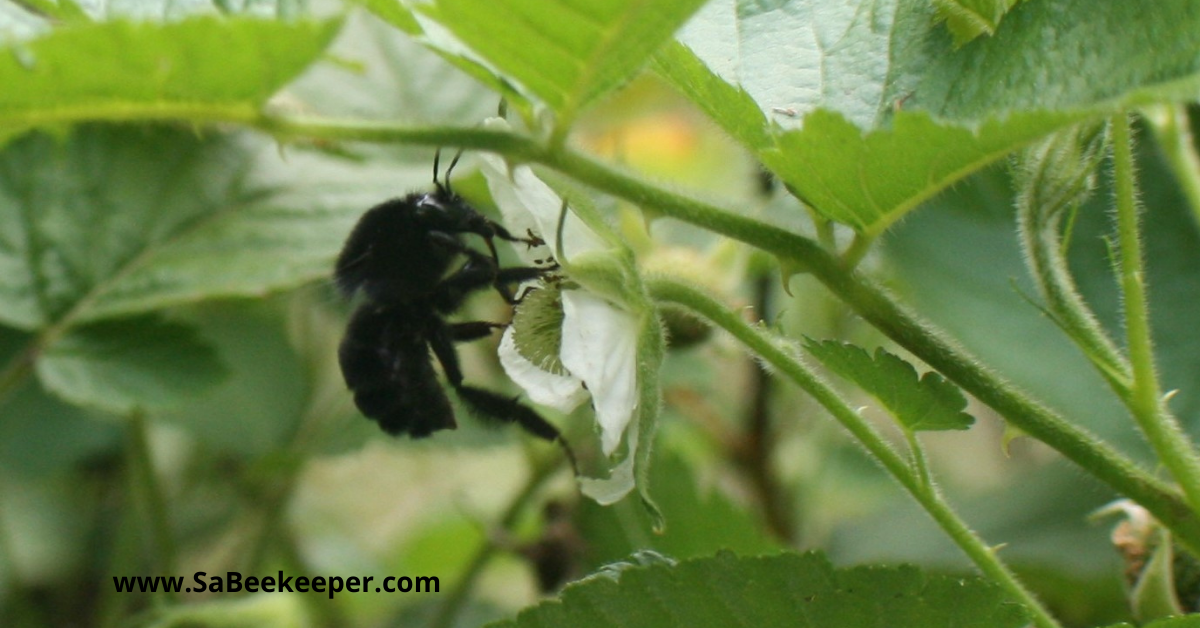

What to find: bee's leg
left=448, top=321, right=505, bottom=342
left=454, top=384, right=578, bottom=475
left=428, top=321, right=467, bottom=388
left=492, top=265, right=549, bottom=305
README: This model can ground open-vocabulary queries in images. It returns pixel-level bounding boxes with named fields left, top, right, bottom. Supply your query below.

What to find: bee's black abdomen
left=338, top=305, right=456, bottom=437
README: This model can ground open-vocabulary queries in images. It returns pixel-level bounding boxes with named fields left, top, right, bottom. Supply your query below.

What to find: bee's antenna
left=445, top=149, right=465, bottom=196
left=433, top=148, right=445, bottom=193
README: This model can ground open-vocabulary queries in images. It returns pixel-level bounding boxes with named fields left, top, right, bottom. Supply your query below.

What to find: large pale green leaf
left=0, top=15, right=341, bottom=136
left=676, top=0, right=913, bottom=131
left=288, top=11, right=500, bottom=124
left=153, top=299, right=374, bottom=457
left=426, top=0, right=709, bottom=131
left=37, top=316, right=226, bottom=414
left=344, top=1, right=540, bottom=121
left=804, top=339, right=973, bottom=432
left=0, top=125, right=366, bottom=329
left=487, top=551, right=1030, bottom=628
left=661, top=0, right=1200, bottom=234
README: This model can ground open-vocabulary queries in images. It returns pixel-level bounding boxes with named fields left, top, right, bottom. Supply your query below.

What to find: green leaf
left=804, top=339, right=973, bottom=432
left=651, top=41, right=770, bottom=151
left=486, top=551, right=1030, bottom=628
left=762, top=108, right=1089, bottom=234
left=932, top=0, right=1022, bottom=46
left=0, top=16, right=341, bottom=136
left=659, top=0, right=1200, bottom=234
left=0, top=124, right=363, bottom=329
left=915, top=2, right=1200, bottom=121
left=426, top=0, right=709, bottom=133
left=153, top=300, right=345, bottom=456
left=37, top=316, right=226, bottom=414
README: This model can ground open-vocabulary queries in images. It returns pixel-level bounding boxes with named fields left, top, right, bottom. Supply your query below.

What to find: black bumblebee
left=335, top=153, right=568, bottom=452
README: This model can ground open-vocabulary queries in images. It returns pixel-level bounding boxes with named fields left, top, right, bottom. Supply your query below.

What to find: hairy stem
left=648, top=277, right=1062, bottom=628
left=1111, top=113, right=1200, bottom=515
left=905, top=430, right=934, bottom=490
left=1015, top=162, right=1132, bottom=390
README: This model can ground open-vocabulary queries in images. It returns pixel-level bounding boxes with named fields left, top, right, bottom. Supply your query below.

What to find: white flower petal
left=560, top=290, right=640, bottom=456
left=497, top=327, right=588, bottom=413
left=578, top=427, right=638, bottom=505
left=477, top=127, right=606, bottom=264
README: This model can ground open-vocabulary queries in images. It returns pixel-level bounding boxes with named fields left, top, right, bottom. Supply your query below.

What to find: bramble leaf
left=426, top=0, right=709, bottom=132
left=804, top=339, right=974, bottom=432
left=0, top=16, right=341, bottom=138
left=0, top=124, right=368, bottom=329
left=37, top=317, right=226, bottom=414
left=486, top=551, right=1029, bottom=628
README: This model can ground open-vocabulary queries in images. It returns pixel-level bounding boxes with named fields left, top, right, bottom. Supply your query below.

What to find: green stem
left=904, top=430, right=933, bottom=490
left=1144, top=104, right=1200, bottom=231
left=238, top=116, right=1200, bottom=549
left=126, top=411, right=176, bottom=593
left=648, top=278, right=1061, bottom=628
left=1016, top=166, right=1131, bottom=391
left=427, top=456, right=563, bottom=628
left=840, top=232, right=875, bottom=269
left=1111, top=113, right=1200, bottom=515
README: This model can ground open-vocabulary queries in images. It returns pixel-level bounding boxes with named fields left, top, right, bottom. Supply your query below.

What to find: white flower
left=478, top=132, right=640, bottom=457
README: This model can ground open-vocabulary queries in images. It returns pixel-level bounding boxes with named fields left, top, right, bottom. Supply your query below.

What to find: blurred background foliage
left=2, top=1, right=1199, bottom=627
